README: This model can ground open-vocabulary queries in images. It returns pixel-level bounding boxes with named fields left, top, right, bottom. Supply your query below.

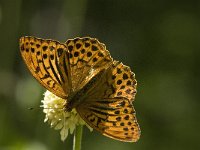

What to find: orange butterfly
left=20, top=36, right=140, bottom=142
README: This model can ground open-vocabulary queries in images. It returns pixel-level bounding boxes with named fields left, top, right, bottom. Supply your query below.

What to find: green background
left=0, top=0, right=199, bottom=150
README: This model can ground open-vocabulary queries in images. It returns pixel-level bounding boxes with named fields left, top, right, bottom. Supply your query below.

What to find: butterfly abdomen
left=65, top=69, right=107, bottom=111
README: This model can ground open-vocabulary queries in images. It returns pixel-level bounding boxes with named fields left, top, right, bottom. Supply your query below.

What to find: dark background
left=0, top=0, right=200, bottom=150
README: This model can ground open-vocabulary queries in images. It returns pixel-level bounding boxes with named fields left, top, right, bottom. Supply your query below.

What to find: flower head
left=41, top=90, right=93, bottom=141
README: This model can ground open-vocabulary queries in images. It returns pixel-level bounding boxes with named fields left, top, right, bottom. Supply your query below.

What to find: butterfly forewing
left=76, top=61, right=140, bottom=142
left=77, top=97, right=140, bottom=142
left=20, top=36, right=70, bottom=99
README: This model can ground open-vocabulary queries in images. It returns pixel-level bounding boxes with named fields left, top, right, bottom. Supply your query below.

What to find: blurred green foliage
left=0, top=0, right=200, bottom=150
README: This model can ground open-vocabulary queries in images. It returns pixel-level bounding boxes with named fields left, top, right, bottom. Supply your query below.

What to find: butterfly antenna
left=27, top=106, right=63, bottom=111
left=28, top=107, right=34, bottom=110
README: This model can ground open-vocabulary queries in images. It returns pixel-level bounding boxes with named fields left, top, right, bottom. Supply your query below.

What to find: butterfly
left=19, top=36, right=140, bottom=142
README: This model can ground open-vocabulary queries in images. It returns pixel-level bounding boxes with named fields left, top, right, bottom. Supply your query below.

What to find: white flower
left=41, top=90, right=93, bottom=141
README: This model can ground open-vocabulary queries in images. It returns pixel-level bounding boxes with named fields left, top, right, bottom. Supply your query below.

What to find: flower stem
left=73, top=125, right=83, bottom=150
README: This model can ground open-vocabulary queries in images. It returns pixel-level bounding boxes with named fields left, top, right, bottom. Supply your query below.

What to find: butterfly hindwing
left=107, top=61, right=137, bottom=101
left=65, top=37, right=113, bottom=92
left=82, top=61, right=137, bottom=101
left=20, top=36, right=70, bottom=99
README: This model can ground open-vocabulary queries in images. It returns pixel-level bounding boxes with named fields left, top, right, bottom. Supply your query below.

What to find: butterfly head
left=63, top=100, right=73, bottom=112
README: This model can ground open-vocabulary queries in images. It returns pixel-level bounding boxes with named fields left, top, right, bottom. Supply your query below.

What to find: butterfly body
left=20, top=36, right=140, bottom=142
left=65, top=67, right=108, bottom=111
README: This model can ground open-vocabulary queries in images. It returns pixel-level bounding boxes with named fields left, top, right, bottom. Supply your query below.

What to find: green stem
left=73, top=125, right=83, bottom=150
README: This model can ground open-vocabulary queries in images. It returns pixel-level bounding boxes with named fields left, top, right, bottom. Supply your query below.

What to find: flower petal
left=41, top=90, right=93, bottom=141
